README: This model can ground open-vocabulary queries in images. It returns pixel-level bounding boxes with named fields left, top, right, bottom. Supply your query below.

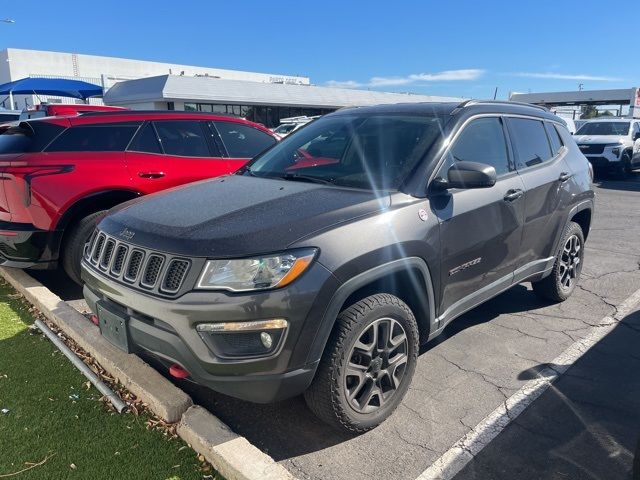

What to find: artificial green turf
left=0, top=280, right=215, bottom=479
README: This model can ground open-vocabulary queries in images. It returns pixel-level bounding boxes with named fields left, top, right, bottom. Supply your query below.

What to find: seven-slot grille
left=85, top=231, right=191, bottom=295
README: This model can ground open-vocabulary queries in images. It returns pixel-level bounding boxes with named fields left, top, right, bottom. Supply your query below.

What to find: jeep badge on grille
left=118, top=228, right=135, bottom=241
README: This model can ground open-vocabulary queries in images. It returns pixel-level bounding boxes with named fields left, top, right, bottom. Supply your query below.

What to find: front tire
left=304, top=294, right=419, bottom=433
left=532, top=221, right=584, bottom=302
left=62, top=211, right=106, bottom=285
left=613, top=151, right=632, bottom=179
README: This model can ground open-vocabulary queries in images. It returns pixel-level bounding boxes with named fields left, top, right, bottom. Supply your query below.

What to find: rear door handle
left=138, top=172, right=165, bottom=179
left=503, top=189, right=524, bottom=202
left=559, top=172, right=572, bottom=182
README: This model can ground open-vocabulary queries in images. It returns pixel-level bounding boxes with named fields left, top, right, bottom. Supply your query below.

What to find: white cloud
left=513, top=72, right=623, bottom=82
left=326, top=69, right=485, bottom=89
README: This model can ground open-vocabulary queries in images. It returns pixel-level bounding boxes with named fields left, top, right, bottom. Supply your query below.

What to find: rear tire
left=304, top=293, right=419, bottom=433
left=532, top=221, right=584, bottom=302
left=62, top=211, right=106, bottom=285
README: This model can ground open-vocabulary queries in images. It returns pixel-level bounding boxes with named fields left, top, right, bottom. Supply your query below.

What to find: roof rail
left=460, top=99, right=549, bottom=112
left=78, top=109, right=239, bottom=118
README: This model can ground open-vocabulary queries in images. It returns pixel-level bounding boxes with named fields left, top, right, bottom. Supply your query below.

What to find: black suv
left=82, top=101, right=594, bottom=432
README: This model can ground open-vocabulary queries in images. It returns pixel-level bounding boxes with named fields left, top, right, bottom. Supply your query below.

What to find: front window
left=245, top=113, right=446, bottom=191
left=576, top=121, right=630, bottom=136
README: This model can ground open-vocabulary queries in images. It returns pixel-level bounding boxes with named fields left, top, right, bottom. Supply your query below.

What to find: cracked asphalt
left=35, top=175, right=640, bottom=480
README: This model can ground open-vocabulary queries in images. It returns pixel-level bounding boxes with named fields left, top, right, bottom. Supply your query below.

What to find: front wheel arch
left=306, top=257, right=436, bottom=367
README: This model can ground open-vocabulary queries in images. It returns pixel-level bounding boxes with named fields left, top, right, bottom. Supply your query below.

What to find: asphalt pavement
left=35, top=175, right=640, bottom=480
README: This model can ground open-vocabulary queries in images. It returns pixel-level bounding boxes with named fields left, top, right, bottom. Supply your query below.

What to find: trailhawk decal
left=449, top=257, right=482, bottom=276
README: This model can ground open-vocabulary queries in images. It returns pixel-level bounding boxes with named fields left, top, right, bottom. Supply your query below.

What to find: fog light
left=612, top=147, right=621, bottom=157
left=260, top=332, right=273, bottom=349
left=196, top=319, right=288, bottom=358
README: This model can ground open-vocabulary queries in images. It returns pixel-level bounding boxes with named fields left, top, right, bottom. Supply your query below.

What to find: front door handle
left=138, top=172, right=165, bottom=179
left=503, top=188, right=524, bottom=202
left=559, top=171, right=572, bottom=182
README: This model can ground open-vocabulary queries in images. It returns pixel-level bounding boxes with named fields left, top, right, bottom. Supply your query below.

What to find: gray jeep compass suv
left=82, top=100, right=594, bottom=432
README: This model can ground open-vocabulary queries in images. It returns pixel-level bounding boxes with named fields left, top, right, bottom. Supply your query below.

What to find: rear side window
left=507, top=118, right=553, bottom=169
left=153, top=120, right=212, bottom=157
left=545, top=123, right=563, bottom=155
left=46, top=123, right=140, bottom=152
left=128, top=123, right=162, bottom=154
left=448, top=117, right=511, bottom=175
left=214, top=121, right=276, bottom=158
left=0, top=121, right=65, bottom=154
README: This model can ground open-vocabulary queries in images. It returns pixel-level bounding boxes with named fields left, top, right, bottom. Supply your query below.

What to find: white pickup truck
left=574, top=118, right=640, bottom=178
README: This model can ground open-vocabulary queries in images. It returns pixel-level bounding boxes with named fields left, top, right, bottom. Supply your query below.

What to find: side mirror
left=447, top=161, right=497, bottom=189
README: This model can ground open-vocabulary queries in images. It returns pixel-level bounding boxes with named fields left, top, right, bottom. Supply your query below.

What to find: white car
left=574, top=118, right=640, bottom=178
left=271, top=115, right=320, bottom=137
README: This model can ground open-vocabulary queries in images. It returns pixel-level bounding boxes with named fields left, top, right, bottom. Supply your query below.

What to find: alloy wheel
left=559, top=234, right=582, bottom=290
left=344, top=317, right=409, bottom=414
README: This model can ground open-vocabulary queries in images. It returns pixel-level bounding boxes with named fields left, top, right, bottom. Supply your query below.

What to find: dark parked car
left=82, top=101, right=595, bottom=432
left=0, top=110, right=277, bottom=283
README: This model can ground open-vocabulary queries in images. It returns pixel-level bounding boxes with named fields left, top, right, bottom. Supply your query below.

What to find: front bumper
left=82, top=260, right=340, bottom=403
left=0, top=221, right=62, bottom=269
left=583, top=145, right=624, bottom=169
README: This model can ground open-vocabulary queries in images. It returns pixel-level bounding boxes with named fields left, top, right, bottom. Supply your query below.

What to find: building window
left=184, top=103, right=197, bottom=111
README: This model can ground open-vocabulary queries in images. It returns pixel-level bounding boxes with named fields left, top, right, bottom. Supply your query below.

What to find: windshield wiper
left=272, top=173, right=336, bottom=185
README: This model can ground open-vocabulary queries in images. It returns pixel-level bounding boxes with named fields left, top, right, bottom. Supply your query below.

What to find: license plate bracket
left=97, top=302, right=131, bottom=353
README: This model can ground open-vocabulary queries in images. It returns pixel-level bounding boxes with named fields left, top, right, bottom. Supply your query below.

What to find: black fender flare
left=552, top=198, right=594, bottom=256
left=305, top=257, right=436, bottom=366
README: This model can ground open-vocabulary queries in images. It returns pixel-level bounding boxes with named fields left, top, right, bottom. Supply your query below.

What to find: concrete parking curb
left=178, top=406, right=295, bottom=480
left=0, top=266, right=192, bottom=423
left=0, top=267, right=295, bottom=480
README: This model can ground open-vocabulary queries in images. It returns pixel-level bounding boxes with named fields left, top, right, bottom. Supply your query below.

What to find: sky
left=0, top=0, right=637, bottom=100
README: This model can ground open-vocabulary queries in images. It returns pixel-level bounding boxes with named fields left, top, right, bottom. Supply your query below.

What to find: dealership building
left=0, top=48, right=462, bottom=127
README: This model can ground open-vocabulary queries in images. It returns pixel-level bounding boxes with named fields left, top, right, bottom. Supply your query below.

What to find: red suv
left=0, top=110, right=277, bottom=283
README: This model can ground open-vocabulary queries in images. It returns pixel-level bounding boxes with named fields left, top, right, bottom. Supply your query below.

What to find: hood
left=574, top=135, right=625, bottom=144
left=100, top=175, right=389, bottom=257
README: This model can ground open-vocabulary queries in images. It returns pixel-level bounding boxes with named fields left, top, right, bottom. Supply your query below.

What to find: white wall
left=1, top=48, right=310, bottom=86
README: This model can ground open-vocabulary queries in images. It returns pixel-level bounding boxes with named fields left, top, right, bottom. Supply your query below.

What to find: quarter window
left=214, top=122, right=276, bottom=158
left=45, top=123, right=140, bottom=152
left=153, top=121, right=211, bottom=157
left=447, top=117, right=511, bottom=175
left=127, top=123, right=162, bottom=154
left=545, top=122, right=564, bottom=155
left=507, top=118, right=553, bottom=169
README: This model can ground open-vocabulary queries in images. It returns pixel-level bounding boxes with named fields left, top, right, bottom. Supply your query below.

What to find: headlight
left=196, top=249, right=317, bottom=292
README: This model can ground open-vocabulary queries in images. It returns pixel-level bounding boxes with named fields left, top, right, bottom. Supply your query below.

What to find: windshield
left=245, top=113, right=446, bottom=190
left=576, top=121, right=630, bottom=136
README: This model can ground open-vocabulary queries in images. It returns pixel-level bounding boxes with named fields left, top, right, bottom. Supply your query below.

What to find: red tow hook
left=89, top=314, right=99, bottom=326
left=169, top=364, right=190, bottom=379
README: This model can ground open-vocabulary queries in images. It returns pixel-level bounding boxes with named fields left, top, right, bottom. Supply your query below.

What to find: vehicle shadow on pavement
left=173, top=284, right=556, bottom=461
left=454, top=310, right=640, bottom=480
left=424, top=284, right=552, bottom=351
left=594, top=174, right=640, bottom=192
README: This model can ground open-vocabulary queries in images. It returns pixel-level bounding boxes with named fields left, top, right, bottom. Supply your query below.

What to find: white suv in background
left=574, top=118, right=640, bottom=178
left=271, top=115, right=320, bottom=137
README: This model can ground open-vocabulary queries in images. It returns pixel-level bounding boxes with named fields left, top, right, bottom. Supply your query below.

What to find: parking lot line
left=415, top=285, right=640, bottom=480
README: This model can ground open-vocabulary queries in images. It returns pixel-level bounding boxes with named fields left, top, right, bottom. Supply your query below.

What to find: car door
left=506, top=117, right=572, bottom=277
left=212, top=121, right=277, bottom=172
left=432, top=116, right=526, bottom=323
left=125, top=120, right=229, bottom=195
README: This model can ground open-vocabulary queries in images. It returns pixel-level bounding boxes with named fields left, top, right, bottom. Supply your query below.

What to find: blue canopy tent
left=0, top=77, right=103, bottom=108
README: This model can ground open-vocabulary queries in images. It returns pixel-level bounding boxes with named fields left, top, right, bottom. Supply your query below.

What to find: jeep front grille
left=84, top=230, right=191, bottom=296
